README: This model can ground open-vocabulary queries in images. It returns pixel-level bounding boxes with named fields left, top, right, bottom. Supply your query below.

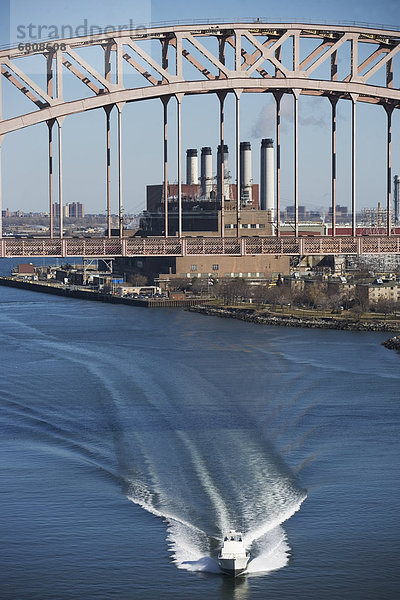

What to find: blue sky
left=1, top=0, right=400, bottom=216
left=4, top=0, right=400, bottom=40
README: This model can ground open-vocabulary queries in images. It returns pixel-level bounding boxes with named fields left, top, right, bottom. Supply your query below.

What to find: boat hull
left=218, top=556, right=249, bottom=577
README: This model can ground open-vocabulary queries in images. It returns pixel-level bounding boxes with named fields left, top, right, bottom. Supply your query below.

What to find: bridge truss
left=1, top=22, right=400, bottom=257
left=2, top=235, right=400, bottom=259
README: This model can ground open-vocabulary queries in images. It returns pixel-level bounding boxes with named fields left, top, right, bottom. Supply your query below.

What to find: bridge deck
left=1, top=236, right=400, bottom=258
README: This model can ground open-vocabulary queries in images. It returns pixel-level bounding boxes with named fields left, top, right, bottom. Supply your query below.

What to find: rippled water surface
left=1, top=260, right=399, bottom=599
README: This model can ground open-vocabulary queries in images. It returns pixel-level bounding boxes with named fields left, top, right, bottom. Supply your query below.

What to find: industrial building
left=159, top=254, right=290, bottom=281
left=117, top=138, right=290, bottom=283
left=142, top=139, right=274, bottom=236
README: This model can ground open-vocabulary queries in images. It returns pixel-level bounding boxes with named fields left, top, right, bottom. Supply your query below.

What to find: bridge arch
left=1, top=22, right=400, bottom=242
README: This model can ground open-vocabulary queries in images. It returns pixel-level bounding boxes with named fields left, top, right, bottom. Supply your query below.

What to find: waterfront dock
left=0, top=277, right=208, bottom=308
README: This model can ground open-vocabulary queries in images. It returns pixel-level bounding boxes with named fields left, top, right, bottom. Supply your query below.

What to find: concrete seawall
left=0, top=277, right=207, bottom=308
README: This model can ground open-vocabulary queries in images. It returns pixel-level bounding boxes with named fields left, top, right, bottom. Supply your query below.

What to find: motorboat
left=218, top=530, right=250, bottom=576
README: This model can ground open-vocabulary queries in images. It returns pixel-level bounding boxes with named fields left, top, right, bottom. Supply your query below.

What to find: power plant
left=177, top=140, right=275, bottom=211
left=217, top=144, right=230, bottom=201
left=260, top=139, right=275, bottom=217
left=144, top=139, right=275, bottom=236
left=186, top=149, right=198, bottom=186
left=240, top=142, right=253, bottom=205
left=149, top=139, right=400, bottom=238
left=200, top=147, right=213, bottom=198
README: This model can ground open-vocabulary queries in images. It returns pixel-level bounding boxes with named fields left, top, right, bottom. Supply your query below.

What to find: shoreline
left=0, top=276, right=207, bottom=308
left=189, top=304, right=400, bottom=336
left=2, top=275, right=399, bottom=350
left=381, top=336, right=400, bottom=351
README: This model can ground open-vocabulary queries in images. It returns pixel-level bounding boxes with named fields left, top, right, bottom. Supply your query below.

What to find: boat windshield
left=225, top=533, right=243, bottom=542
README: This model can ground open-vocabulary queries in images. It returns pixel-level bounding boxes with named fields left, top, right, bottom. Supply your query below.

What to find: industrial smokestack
left=260, top=138, right=274, bottom=216
left=201, top=147, right=213, bottom=197
left=217, top=144, right=230, bottom=201
left=186, top=149, right=198, bottom=185
left=240, top=141, right=252, bottom=205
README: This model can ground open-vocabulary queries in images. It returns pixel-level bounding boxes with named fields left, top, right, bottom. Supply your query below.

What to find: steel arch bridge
left=1, top=21, right=400, bottom=258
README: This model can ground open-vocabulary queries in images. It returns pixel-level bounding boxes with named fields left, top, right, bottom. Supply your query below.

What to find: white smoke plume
left=252, top=95, right=328, bottom=138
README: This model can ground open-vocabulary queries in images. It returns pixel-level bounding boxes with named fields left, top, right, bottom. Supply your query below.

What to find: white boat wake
left=126, top=430, right=307, bottom=577
left=20, top=330, right=309, bottom=577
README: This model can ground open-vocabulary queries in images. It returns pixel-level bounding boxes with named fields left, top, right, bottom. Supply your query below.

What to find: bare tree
left=300, top=282, right=328, bottom=309
left=169, top=277, right=190, bottom=291
left=217, top=278, right=248, bottom=305
left=373, top=299, right=397, bottom=318
left=252, top=285, right=270, bottom=307
left=191, top=277, right=209, bottom=295
left=327, top=292, right=345, bottom=313
left=269, top=285, right=291, bottom=310
left=353, top=285, right=370, bottom=313
left=127, top=273, right=148, bottom=286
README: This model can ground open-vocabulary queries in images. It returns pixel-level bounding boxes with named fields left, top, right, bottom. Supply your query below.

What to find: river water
left=0, top=260, right=399, bottom=599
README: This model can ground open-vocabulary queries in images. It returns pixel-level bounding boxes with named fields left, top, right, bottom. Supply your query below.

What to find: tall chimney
left=186, top=149, right=198, bottom=185
left=260, top=138, right=274, bottom=216
left=201, top=147, right=213, bottom=197
left=217, top=144, right=230, bottom=201
left=240, top=141, right=252, bottom=205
